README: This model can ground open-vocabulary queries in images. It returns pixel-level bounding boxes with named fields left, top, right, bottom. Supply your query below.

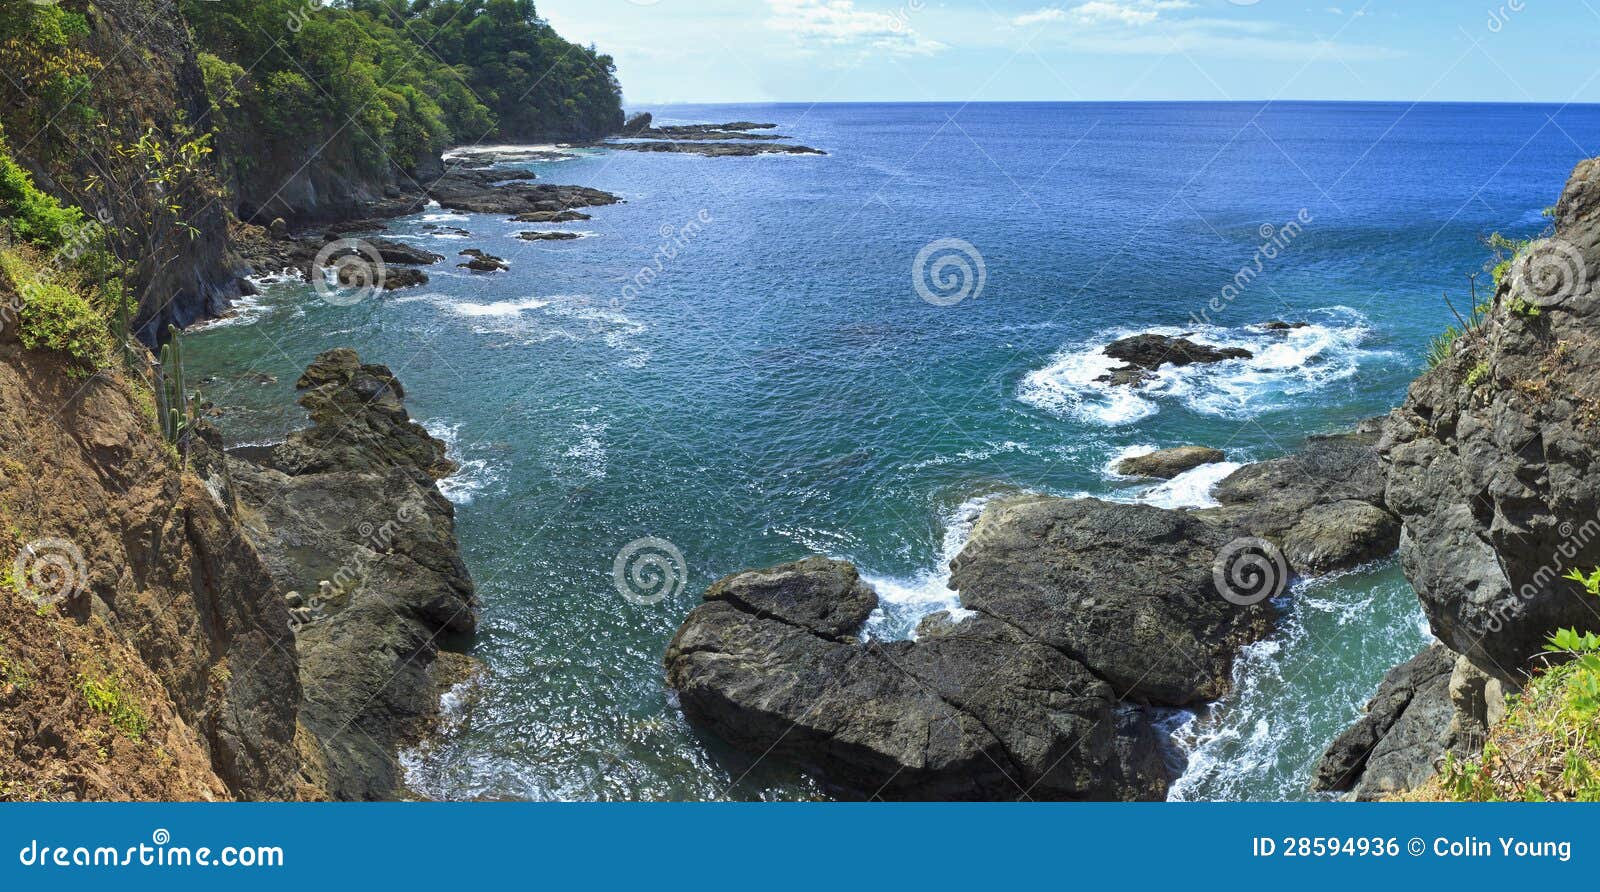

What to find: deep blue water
left=185, top=102, right=1600, bottom=800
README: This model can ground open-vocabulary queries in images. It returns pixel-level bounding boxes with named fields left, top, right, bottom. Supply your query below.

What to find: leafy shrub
left=0, top=128, right=86, bottom=249
left=0, top=249, right=112, bottom=376
left=1431, top=568, right=1600, bottom=801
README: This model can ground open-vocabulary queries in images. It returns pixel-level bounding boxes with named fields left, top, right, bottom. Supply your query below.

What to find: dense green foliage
left=0, top=248, right=114, bottom=377
left=0, top=2, right=100, bottom=139
left=183, top=0, right=622, bottom=185
left=0, top=126, right=86, bottom=250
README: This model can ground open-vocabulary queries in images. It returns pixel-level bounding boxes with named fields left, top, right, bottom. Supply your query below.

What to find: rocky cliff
left=221, top=350, right=478, bottom=800
left=1316, top=156, right=1600, bottom=798
left=0, top=273, right=302, bottom=800
left=0, top=262, right=476, bottom=799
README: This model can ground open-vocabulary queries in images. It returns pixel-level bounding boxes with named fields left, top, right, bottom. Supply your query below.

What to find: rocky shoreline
left=666, top=418, right=1402, bottom=800
left=197, top=350, right=479, bottom=799
left=176, top=114, right=1600, bottom=802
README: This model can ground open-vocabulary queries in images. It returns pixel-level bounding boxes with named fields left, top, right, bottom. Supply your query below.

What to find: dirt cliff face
left=1385, top=157, right=1600, bottom=681
left=0, top=279, right=303, bottom=800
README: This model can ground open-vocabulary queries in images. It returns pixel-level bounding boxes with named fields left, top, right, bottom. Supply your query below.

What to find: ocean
left=184, top=101, right=1600, bottom=801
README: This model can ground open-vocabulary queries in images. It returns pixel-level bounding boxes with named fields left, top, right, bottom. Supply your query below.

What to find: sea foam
left=1018, top=308, right=1383, bottom=426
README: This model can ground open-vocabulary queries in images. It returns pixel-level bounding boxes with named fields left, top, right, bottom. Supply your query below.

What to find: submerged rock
left=1116, top=446, right=1226, bottom=479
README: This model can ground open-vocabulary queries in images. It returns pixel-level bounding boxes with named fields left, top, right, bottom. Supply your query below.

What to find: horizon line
left=625, top=98, right=1600, bottom=108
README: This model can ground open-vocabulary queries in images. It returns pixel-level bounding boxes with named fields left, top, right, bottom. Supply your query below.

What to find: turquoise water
left=185, top=102, right=1600, bottom=801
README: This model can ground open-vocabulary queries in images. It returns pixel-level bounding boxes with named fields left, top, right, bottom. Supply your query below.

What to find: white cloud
left=767, top=0, right=946, bottom=55
left=1012, top=8, right=1067, bottom=27
left=1070, top=0, right=1195, bottom=27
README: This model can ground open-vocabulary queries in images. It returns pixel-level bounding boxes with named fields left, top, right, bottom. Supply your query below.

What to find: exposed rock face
left=225, top=350, right=476, bottom=800
left=1312, top=644, right=1506, bottom=799
left=424, top=167, right=620, bottom=215
left=518, top=231, right=580, bottom=242
left=1315, top=157, right=1600, bottom=800
left=514, top=210, right=591, bottom=223
left=459, top=249, right=510, bottom=272
left=1106, top=334, right=1251, bottom=369
left=1385, top=158, right=1600, bottom=681
left=665, top=559, right=1169, bottom=801
left=1200, top=419, right=1400, bottom=575
left=953, top=497, right=1272, bottom=705
left=1116, top=446, right=1226, bottom=479
left=0, top=306, right=302, bottom=800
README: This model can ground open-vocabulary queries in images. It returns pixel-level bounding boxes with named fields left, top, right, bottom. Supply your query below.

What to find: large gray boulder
left=665, top=559, right=1169, bottom=801
left=1116, top=446, right=1226, bottom=479
left=666, top=420, right=1407, bottom=800
left=951, top=497, right=1273, bottom=706
left=1199, top=419, right=1400, bottom=575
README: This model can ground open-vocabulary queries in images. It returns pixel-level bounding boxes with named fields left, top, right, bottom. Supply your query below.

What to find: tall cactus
left=156, top=324, right=193, bottom=453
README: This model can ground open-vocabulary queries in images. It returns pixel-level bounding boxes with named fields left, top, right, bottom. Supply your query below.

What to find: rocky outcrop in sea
left=666, top=423, right=1401, bottom=799
left=216, top=350, right=478, bottom=800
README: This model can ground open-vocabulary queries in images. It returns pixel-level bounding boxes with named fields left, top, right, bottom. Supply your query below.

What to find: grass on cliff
left=1424, top=233, right=1541, bottom=371
left=0, top=248, right=112, bottom=377
left=1421, top=569, right=1600, bottom=802
left=78, top=673, right=149, bottom=741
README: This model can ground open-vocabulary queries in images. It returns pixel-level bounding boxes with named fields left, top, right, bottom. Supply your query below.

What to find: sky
left=534, top=0, right=1600, bottom=106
